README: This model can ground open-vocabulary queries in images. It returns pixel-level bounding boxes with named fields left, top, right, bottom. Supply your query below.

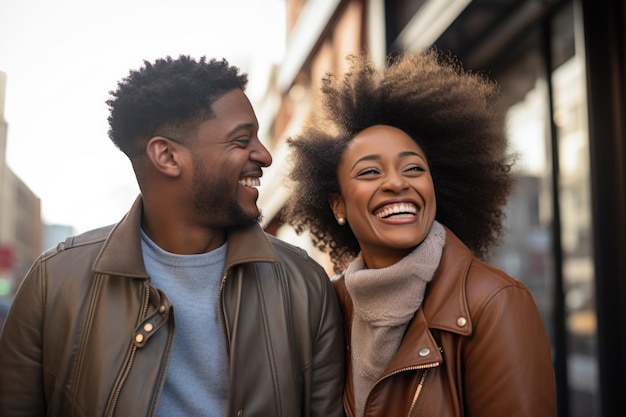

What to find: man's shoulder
left=263, top=233, right=328, bottom=277
left=265, top=233, right=309, bottom=259
left=41, top=224, right=115, bottom=259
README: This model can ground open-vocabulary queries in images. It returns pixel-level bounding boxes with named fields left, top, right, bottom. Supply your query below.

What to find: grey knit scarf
left=344, top=221, right=446, bottom=417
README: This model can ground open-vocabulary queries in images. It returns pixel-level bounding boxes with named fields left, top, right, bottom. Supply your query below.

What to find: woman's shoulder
left=466, top=257, right=526, bottom=292
left=441, top=226, right=528, bottom=297
left=433, top=227, right=535, bottom=325
left=463, top=257, right=538, bottom=325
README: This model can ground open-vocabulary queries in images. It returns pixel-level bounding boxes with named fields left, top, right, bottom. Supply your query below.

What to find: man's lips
left=238, top=177, right=261, bottom=188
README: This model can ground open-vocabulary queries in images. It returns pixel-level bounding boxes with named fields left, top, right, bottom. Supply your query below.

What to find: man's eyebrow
left=226, top=122, right=256, bottom=137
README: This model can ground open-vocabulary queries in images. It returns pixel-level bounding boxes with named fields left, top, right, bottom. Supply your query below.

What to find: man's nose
left=252, top=139, right=272, bottom=167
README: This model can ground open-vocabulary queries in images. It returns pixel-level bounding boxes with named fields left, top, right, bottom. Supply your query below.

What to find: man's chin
left=231, top=210, right=262, bottom=229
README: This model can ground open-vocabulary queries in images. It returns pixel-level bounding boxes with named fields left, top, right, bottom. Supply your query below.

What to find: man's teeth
left=374, top=203, right=417, bottom=218
left=239, top=177, right=260, bottom=187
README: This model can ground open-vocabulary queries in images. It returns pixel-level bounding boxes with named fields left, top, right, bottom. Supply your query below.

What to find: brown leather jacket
left=0, top=197, right=345, bottom=417
left=333, top=228, right=556, bottom=417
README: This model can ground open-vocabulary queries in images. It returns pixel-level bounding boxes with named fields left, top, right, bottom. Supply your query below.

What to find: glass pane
left=552, top=4, right=599, bottom=416
left=488, top=32, right=557, bottom=350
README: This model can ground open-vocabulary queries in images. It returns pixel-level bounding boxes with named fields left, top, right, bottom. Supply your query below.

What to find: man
left=0, top=55, right=345, bottom=416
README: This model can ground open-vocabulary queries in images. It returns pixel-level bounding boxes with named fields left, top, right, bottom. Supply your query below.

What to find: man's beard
left=191, top=161, right=260, bottom=228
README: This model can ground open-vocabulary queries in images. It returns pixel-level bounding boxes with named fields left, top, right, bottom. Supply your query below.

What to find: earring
left=337, top=217, right=346, bottom=225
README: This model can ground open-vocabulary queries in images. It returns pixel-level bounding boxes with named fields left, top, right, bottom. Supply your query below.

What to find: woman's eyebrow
left=351, top=154, right=381, bottom=170
left=399, top=151, right=426, bottom=161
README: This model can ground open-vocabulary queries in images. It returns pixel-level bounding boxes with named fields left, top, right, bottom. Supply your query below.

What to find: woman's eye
left=405, top=165, right=426, bottom=173
left=356, top=168, right=380, bottom=177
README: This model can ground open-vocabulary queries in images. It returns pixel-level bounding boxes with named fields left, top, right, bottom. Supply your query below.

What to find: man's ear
left=328, top=193, right=346, bottom=219
left=145, top=136, right=183, bottom=177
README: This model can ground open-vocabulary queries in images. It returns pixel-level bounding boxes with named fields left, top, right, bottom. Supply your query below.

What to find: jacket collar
left=92, top=195, right=279, bottom=278
left=421, top=227, right=473, bottom=337
left=223, top=222, right=279, bottom=270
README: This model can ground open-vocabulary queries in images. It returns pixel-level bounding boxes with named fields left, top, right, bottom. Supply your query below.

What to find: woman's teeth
left=374, top=203, right=417, bottom=218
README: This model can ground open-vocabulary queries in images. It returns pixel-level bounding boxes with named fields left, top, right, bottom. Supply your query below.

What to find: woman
left=283, top=50, right=556, bottom=417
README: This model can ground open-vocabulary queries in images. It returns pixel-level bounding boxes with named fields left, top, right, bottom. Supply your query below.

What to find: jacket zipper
left=364, top=362, right=439, bottom=417
left=107, top=281, right=151, bottom=417
left=218, top=272, right=231, bottom=353
left=405, top=346, right=444, bottom=417
left=219, top=270, right=242, bottom=416
left=406, top=368, right=431, bottom=417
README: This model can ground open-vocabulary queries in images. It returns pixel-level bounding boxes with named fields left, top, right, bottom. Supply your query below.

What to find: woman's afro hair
left=283, top=49, right=514, bottom=273
left=107, top=55, right=247, bottom=158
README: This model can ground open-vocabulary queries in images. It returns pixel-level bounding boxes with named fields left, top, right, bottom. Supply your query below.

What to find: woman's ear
left=145, top=136, right=183, bottom=177
left=328, top=193, right=346, bottom=220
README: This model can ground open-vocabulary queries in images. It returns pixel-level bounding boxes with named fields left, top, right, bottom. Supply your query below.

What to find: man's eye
left=235, top=137, right=251, bottom=146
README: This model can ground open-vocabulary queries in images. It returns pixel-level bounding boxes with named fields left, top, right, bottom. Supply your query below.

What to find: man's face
left=187, top=89, right=272, bottom=228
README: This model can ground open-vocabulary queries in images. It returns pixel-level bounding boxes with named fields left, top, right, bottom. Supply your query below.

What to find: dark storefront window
left=487, top=2, right=598, bottom=416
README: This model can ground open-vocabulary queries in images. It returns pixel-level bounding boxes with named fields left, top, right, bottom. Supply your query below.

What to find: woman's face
left=330, top=125, right=437, bottom=269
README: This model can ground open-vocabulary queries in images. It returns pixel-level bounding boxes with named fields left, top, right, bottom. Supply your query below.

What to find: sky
left=0, top=0, right=286, bottom=234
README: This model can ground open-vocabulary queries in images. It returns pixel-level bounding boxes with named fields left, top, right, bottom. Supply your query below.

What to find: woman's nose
left=382, top=171, right=409, bottom=192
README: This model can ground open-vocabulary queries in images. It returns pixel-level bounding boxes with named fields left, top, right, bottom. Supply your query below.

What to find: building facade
left=0, top=72, right=43, bottom=296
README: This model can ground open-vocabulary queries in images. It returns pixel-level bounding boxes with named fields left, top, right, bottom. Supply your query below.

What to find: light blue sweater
left=141, top=230, right=228, bottom=416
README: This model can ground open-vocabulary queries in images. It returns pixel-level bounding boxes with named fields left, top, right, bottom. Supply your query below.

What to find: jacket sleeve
left=309, top=271, right=346, bottom=417
left=462, top=279, right=556, bottom=417
left=0, top=257, right=46, bottom=416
